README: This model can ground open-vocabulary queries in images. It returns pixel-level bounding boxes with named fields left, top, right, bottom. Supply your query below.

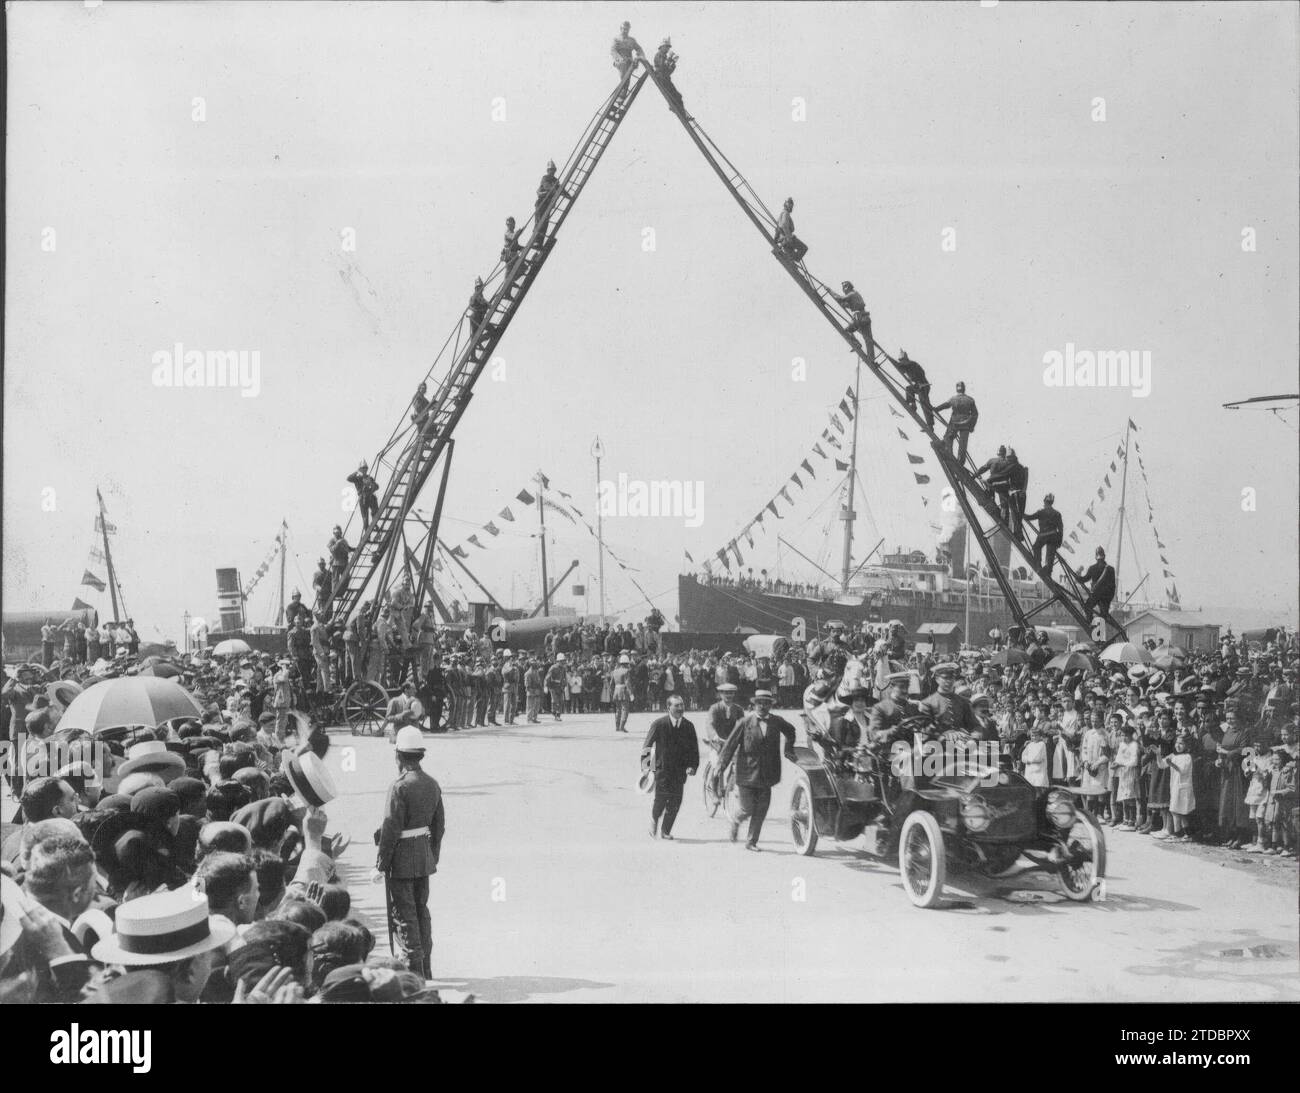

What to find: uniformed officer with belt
left=376, top=725, right=445, bottom=979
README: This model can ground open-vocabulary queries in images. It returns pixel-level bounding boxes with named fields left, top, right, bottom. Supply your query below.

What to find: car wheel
left=1055, top=809, right=1107, bottom=901
left=702, top=758, right=722, bottom=817
left=900, top=810, right=946, bottom=908
left=790, top=779, right=818, bottom=856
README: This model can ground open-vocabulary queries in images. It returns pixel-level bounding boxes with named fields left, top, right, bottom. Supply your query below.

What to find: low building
left=1126, top=609, right=1220, bottom=652
left=915, top=621, right=963, bottom=657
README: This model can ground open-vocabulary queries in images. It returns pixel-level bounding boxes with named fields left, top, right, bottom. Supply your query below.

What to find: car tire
left=1055, top=808, right=1107, bottom=901
left=900, top=810, right=946, bottom=909
left=790, top=779, right=818, bottom=856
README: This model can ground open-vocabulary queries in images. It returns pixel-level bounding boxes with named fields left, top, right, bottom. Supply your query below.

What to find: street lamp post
left=592, top=436, right=606, bottom=621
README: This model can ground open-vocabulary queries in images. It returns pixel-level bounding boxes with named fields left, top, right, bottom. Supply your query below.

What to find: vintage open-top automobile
left=786, top=710, right=1106, bottom=907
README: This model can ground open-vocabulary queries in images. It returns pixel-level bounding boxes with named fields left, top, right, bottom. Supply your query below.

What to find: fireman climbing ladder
left=640, top=63, right=1125, bottom=639
left=327, top=69, right=649, bottom=623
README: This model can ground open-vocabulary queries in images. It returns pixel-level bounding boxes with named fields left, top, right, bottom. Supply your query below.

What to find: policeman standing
left=377, top=726, right=444, bottom=979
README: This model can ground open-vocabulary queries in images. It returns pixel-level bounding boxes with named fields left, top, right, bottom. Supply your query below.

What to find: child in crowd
left=1267, top=747, right=1296, bottom=855
left=1113, top=723, right=1140, bottom=829
left=1156, top=734, right=1195, bottom=840
left=1243, top=745, right=1273, bottom=852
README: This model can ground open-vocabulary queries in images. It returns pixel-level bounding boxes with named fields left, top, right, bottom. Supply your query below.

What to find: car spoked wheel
left=722, top=767, right=743, bottom=824
left=789, top=780, right=818, bottom=856
left=899, top=811, right=946, bottom=908
left=1055, top=810, right=1106, bottom=901
left=701, top=758, right=722, bottom=817
left=344, top=680, right=388, bottom=736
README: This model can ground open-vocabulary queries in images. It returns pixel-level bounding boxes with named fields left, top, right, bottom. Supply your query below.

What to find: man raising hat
left=376, top=726, right=444, bottom=979
left=715, top=690, right=797, bottom=851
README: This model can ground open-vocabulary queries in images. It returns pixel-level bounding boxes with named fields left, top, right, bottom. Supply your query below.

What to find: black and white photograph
left=2, top=0, right=1297, bottom=1036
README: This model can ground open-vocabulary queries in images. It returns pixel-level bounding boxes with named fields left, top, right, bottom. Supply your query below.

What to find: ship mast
left=96, top=487, right=122, bottom=623
left=1114, top=419, right=1132, bottom=601
left=839, top=347, right=865, bottom=593
left=275, top=519, right=287, bottom=626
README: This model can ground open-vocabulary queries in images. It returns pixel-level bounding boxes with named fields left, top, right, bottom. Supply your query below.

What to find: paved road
left=323, top=711, right=1299, bottom=1003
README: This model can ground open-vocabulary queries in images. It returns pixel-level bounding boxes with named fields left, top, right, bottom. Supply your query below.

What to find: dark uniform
left=1025, top=502, right=1064, bottom=574
left=976, top=451, right=1013, bottom=526
left=934, top=389, right=979, bottom=465
left=376, top=763, right=446, bottom=978
left=1006, top=455, right=1029, bottom=536
left=894, top=354, right=933, bottom=426
left=643, top=713, right=700, bottom=837
left=467, top=283, right=489, bottom=336
left=917, top=690, right=982, bottom=735
left=1080, top=558, right=1117, bottom=623
left=347, top=469, right=379, bottom=530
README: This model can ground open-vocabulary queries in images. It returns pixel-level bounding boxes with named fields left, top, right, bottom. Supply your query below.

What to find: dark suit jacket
left=643, top=716, right=699, bottom=785
left=376, top=767, right=445, bottom=878
left=717, top=712, right=796, bottom=788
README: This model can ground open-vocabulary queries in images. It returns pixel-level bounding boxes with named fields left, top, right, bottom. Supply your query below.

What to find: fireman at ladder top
left=934, top=380, right=979, bottom=465
left=831, top=281, right=871, bottom=352
left=611, top=22, right=646, bottom=103
left=348, top=462, right=379, bottom=530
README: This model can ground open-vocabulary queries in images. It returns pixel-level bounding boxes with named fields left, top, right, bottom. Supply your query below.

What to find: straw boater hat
left=282, top=751, right=337, bottom=808
left=92, top=887, right=235, bottom=966
left=116, top=740, right=185, bottom=782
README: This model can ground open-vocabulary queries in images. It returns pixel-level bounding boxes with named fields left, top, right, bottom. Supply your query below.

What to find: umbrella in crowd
left=139, top=662, right=183, bottom=679
left=212, top=638, right=252, bottom=658
left=58, top=676, right=203, bottom=734
left=991, top=647, right=1028, bottom=666
left=1045, top=650, right=1095, bottom=673
left=1152, top=647, right=1188, bottom=669
left=1098, top=641, right=1153, bottom=666
left=45, top=679, right=83, bottom=713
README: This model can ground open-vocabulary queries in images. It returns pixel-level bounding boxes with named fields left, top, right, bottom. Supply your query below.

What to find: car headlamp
left=1046, top=789, right=1076, bottom=829
left=960, top=794, right=990, bottom=832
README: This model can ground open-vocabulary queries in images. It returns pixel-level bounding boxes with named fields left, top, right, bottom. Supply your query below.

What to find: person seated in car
left=868, top=671, right=916, bottom=748
left=821, top=688, right=872, bottom=769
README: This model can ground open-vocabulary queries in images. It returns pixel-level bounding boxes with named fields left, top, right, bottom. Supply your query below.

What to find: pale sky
left=4, top=0, right=1298, bottom=641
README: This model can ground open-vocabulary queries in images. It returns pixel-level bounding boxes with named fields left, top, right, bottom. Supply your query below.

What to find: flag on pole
left=71, top=597, right=95, bottom=611
left=889, top=405, right=904, bottom=419
left=717, top=548, right=730, bottom=570
left=731, top=540, right=744, bottom=566
left=534, top=471, right=550, bottom=489
left=835, top=459, right=849, bottom=471
left=499, top=507, right=515, bottom=522
left=839, top=398, right=853, bottom=420
left=801, top=458, right=815, bottom=478
left=780, top=486, right=793, bottom=506
left=684, top=550, right=695, bottom=564
left=830, top=415, right=845, bottom=434
left=813, top=443, right=827, bottom=458
left=907, top=453, right=925, bottom=465
left=468, top=535, right=485, bottom=549
left=484, top=522, right=500, bottom=536
left=515, top=489, right=535, bottom=506
left=897, top=428, right=909, bottom=440
left=1128, top=418, right=1138, bottom=431
left=450, top=546, right=468, bottom=559
left=81, top=570, right=106, bottom=591
left=790, top=472, right=803, bottom=490
left=767, top=500, right=781, bottom=519
left=913, top=473, right=930, bottom=485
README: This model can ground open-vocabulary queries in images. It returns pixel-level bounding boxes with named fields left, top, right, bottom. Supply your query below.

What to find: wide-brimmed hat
left=282, top=751, right=337, bottom=808
left=117, top=741, right=185, bottom=783
left=91, top=887, right=236, bottom=966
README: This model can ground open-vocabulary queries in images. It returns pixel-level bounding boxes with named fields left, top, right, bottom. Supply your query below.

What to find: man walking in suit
left=716, top=689, right=797, bottom=851
left=376, top=726, right=445, bottom=979
left=643, top=695, right=699, bottom=840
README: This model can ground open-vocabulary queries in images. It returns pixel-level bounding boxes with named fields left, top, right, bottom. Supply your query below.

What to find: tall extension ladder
left=641, top=62, right=1125, bottom=639
left=329, top=68, right=650, bottom=623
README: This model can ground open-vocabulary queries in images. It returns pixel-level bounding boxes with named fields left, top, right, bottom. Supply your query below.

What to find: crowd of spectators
left=0, top=651, right=462, bottom=1004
